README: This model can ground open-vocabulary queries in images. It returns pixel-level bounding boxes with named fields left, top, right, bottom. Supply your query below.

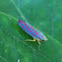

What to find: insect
left=19, top=19, right=48, bottom=45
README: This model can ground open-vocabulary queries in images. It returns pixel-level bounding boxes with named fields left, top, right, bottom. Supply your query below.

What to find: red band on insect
left=29, top=25, right=39, bottom=37
left=21, top=21, right=37, bottom=37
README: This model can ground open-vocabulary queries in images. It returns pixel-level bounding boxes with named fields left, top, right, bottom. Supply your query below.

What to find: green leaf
left=0, top=0, right=62, bottom=62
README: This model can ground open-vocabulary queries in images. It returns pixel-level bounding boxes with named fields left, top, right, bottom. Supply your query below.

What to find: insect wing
left=19, top=20, right=39, bottom=39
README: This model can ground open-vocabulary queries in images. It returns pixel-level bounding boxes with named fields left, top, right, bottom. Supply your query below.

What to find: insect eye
left=41, top=36, right=44, bottom=38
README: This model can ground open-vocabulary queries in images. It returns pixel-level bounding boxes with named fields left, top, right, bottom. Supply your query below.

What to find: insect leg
left=25, top=38, right=36, bottom=42
left=37, top=41, right=41, bottom=45
left=37, top=39, right=41, bottom=50
left=36, top=39, right=41, bottom=45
